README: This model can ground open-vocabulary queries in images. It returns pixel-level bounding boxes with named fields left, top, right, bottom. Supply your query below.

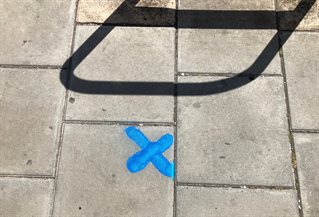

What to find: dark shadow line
left=60, top=0, right=316, bottom=96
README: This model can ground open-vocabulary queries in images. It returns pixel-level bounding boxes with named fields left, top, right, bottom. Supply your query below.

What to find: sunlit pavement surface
left=0, top=0, right=318, bottom=217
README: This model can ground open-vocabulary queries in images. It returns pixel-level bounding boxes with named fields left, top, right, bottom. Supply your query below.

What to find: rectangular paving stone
left=282, top=32, right=319, bottom=130
left=177, top=76, right=293, bottom=186
left=66, top=26, right=175, bottom=122
left=294, top=133, right=319, bottom=217
left=178, top=0, right=276, bottom=29
left=53, top=124, right=174, bottom=217
left=77, top=0, right=175, bottom=25
left=178, top=1, right=280, bottom=74
left=177, top=186, right=299, bottom=217
left=179, top=0, right=275, bottom=10
left=277, top=0, right=319, bottom=30
left=178, top=29, right=281, bottom=74
left=0, top=68, right=65, bottom=175
left=0, top=0, right=75, bottom=65
left=0, top=178, right=54, bottom=217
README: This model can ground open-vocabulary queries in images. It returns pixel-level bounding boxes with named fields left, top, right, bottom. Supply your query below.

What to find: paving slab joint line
left=0, top=64, right=63, bottom=70
left=292, top=129, right=319, bottom=134
left=0, top=174, right=55, bottom=179
left=50, top=1, right=80, bottom=216
left=76, top=22, right=175, bottom=28
left=275, top=2, right=305, bottom=214
left=177, top=182, right=295, bottom=190
left=50, top=122, right=66, bottom=217
left=173, top=1, right=179, bottom=217
left=63, top=120, right=175, bottom=126
left=281, top=29, right=319, bottom=33
left=177, top=72, right=283, bottom=77
left=279, top=45, right=304, bottom=217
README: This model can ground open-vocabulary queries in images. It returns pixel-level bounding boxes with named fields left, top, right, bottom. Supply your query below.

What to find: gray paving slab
left=282, top=32, right=319, bottom=130
left=0, top=178, right=54, bottom=217
left=66, top=26, right=175, bottom=122
left=77, top=0, right=175, bottom=25
left=53, top=124, right=174, bottom=217
left=178, top=0, right=276, bottom=28
left=178, top=29, right=281, bottom=74
left=176, top=186, right=299, bottom=217
left=278, top=0, right=319, bottom=30
left=178, top=0, right=280, bottom=74
left=294, top=133, right=319, bottom=217
left=179, top=0, right=275, bottom=10
left=0, top=0, right=75, bottom=66
left=0, top=68, right=65, bottom=175
left=177, top=76, right=293, bottom=186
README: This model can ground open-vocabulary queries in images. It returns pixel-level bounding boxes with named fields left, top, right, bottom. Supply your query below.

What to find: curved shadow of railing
left=60, top=0, right=316, bottom=96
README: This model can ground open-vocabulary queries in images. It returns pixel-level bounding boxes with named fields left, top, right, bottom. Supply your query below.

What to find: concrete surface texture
left=0, top=0, right=318, bottom=217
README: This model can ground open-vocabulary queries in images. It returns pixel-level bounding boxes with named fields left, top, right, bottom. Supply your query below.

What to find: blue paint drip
left=125, top=126, right=174, bottom=179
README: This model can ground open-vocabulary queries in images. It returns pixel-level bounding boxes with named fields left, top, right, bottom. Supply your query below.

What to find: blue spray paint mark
left=125, top=126, right=174, bottom=179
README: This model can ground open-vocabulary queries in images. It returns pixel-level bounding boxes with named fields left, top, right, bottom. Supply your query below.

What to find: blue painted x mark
left=125, top=127, right=174, bottom=179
